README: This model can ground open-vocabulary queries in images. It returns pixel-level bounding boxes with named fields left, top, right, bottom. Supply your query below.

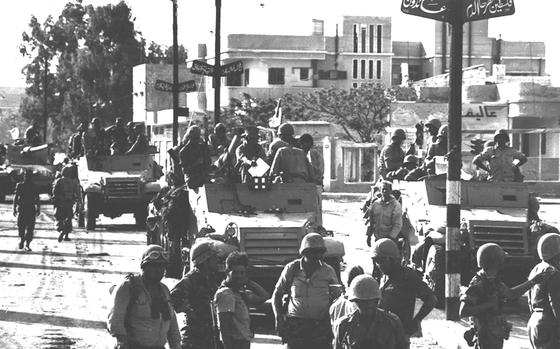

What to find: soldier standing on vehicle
left=527, top=233, right=560, bottom=349
left=179, top=125, right=210, bottom=189
left=215, top=251, right=270, bottom=349
left=208, top=123, right=229, bottom=158
left=473, top=129, right=528, bottom=182
left=126, top=123, right=149, bottom=154
left=235, top=126, right=267, bottom=183
left=272, top=233, right=339, bottom=349
left=371, top=238, right=435, bottom=344
left=333, top=274, right=408, bottom=349
left=108, top=245, right=181, bottom=349
left=170, top=241, right=220, bottom=349
left=13, top=170, right=40, bottom=251
left=378, top=129, right=406, bottom=180
left=298, top=133, right=324, bottom=185
left=366, top=181, right=402, bottom=247
left=25, top=122, right=42, bottom=146
left=107, top=117, right=129, bottom=155
left=68, top=121, right=88, bottom=158
left=425, top=125, right=448, bottom=175
left=460, top=243, right=550, bottom=349
left=270, top=140, right=314, bottom=183
left=52, top=165, right=81, bottom=242
left=83, top=117, right=109, bottom=156
left=424, top=118, right=441, bottom=149
left=267, top=123, right=295, bottom=164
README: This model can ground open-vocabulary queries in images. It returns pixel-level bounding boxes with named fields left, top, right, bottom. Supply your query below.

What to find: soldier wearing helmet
left=333, top=274, right=408, bottom=349
left=425, top=117, right=442, bottom=146
left=235, top=126, right=267, bottom=183
left=371, top=238, right=435, bottom=341
left=126, top=123, right=149, bottom=154
left=208, top=123, right=229, bottom=159
left=366, top=181, right=403, bottom=247
left=25, top=122, right=42, bottom=147
left=68, top=121, right=89, bottom=158
left=106, top=117, right=129, bottom=155
left=179, top=125, right=210, bottom=189
left=386, top=154, right=426, bottom=181
left=83, top=117, right=109, bottom=156
left=267, top=122, right=295, bottom=164
left=527, top=233, right=560, bottom=349
left=424, top=124, right=448, bottom=175
left=473, top=129, right=527, bottom=182
left=272, top=233, right=339, bottom=348
left=13, top=170, right=40, bottom=251
left=108, top=245, right=181, bottom=349
left=378, top=129, right=407, bottom=180
left=51, top=164, right=81, bottom=242
left=460, top=243, right=550, bottom=349
left=170, top=241, right=220, bottom=349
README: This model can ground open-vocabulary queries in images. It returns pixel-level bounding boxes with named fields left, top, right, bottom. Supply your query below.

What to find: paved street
left=2, top=194, right=552, bottom=348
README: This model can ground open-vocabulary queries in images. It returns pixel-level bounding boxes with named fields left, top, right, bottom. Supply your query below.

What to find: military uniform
left=368, top=196, right=403, bottom=241
left=235, top=141, right=267, bottom=183
left=334, top=309, right=408, bottom=349
left=473, top=146, right=526, bottom=182
left=378, top=144, right=405, bottom=180
left=83, top=128, right=109, bottom=156
left=52, top=173, right=81, bottom=241
left=25, top=125, right=42, bottom=146
left=270, top=146, right=314, bottom=183
left=461, top=270, right=511, bottom=349
left=127, top=133, right=149, bottom=154
left=13, top=178, right=40, bottom=249
left=169, top=267, right=219, bottom=349
left=108, top=126, right=129, bottom=155
left=180, top=140, right=210, bottom=189
left=527, top=261, right=560, bottom=349
left=267, top=138, right=290, bottom=164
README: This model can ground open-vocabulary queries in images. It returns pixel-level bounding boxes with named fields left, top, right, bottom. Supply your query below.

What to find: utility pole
left=445, top=0, right=463, bottom=321
left=172, top=0, right=179, bottom=146
left=43, top=54, right=48, bottom=143
left=214, top=0, right=222, bottom=125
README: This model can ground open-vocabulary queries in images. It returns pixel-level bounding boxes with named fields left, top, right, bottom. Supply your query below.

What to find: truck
left=77, top=152, right=161, bottom=230
left=397, top=177, right=543, bottom=282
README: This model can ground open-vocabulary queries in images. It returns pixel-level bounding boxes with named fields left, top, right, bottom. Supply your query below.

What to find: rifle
left=209, top=299, right=222, bottom=349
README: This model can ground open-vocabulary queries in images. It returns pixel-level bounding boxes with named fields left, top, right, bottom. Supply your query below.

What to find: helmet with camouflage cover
left=299, top=233, right=326, bottom=255
left=477, top=243, right=505, bottom=270
left=347, top=275, right=381, bottom=301
left=371, top=238, right=401, bottom=259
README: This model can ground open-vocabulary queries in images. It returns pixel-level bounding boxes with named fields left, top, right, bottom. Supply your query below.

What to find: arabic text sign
left=191, top=60, right=215, bottom=76
left=220, top=61, right=243, bottom=76
left=154, top=79, right=173, bottom=92
left=461, top=104, right=508, bottom=130
left=464, top=0, right=515, bottom=22
left=177, top=80, right=197, bottom=93
left=401, top=0, right=450, bottom=22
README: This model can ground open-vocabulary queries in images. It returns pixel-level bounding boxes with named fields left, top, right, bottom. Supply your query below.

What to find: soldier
left=83, top=117, right=109, bottom=156
left=267, top=123, right=295, bottom=164
left=270, top=141, right=314, bottom=183
left=425, top=125, right=448, bottom=175
left=333, top=275, right=408, bottom=349
left=52, top=165, right=81, bottom=242
left=25, top=122, right=42, bottom=146
left=107, top=245, right=181, bottom=349
left=68, top=121, right=88, bottom=159
left=378, top=129, right=406, bottom=180
left=170, top=241, right=220, bottom=349
left=365, top=181, right=402, bottom=247
left=126, top=123, right=149, bottom=154
left=329, top=265, right=364, bottom=326
left=527, top=233, right=560, bottom=349
left=126, top=121, right=136, bottom=147
left=13, top=170, right=40, bottom=251
left=371, top=238, right=436, bottom=344
left=208, top=123, right=229, bottom=158
left=473, top=129, right=528, bottom=182
left=386, top=155, right=426, bottom=181
left=424, top=118, right=442, bottom=149
left=272, top=233, right=339, bottom=349
left=235, top=126, right=267, bottom=183
left=107, top=117, right=129, bottom=155
left=179, top=125, right=210, bottom=189
left=298, top=133, right=324, bottom=185
left=215, top=252, right=269, bottom=349
left=460, top=243, right=550, bottom=349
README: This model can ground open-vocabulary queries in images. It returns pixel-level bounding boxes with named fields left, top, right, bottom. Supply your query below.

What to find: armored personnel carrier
left=77, top=152, right=161, bottom=230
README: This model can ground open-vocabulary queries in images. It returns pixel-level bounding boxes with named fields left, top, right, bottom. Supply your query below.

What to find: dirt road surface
left=6, top=195, right=553, bottom=348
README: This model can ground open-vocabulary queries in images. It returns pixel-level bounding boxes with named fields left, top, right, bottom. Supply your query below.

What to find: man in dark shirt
left=13, top=170, right=40, bottom=251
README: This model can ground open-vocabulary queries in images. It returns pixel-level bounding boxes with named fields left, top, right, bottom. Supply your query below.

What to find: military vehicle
left=77, top=152, right=161, bottom=230
left=397, top=177, right=543, bottom=281
left=0, top=143, right=56, bottom=201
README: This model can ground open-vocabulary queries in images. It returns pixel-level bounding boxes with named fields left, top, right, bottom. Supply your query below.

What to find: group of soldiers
left=378, top=118, right=528, bottom=182
left=176, top=122, right=323, bottom=190
left=68, top=117, right=148, bottom=158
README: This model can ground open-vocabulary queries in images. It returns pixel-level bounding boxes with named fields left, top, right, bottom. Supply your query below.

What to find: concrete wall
left=235, top=58, right=315, bottom=88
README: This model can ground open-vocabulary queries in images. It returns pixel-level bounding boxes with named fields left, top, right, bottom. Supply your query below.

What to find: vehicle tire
left=135, top=206, right=148, bottom=229
left=84, top=193, right=97, bottom=231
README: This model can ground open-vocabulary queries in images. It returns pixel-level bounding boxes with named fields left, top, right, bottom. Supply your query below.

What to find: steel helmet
left=537, top=233, right=560, bottom=261
left=403, top=155, right=418, bottom=165
left=437, top=125, right=448, bottom=138
left=494, top=129, right=509, bottom=142
left=347, top=274, right=381, bottom=301
left=214, top=123, right=226, bottom=133
left=190, top=241, right=218, bottom=266
left=477, top=243, right=505, bottom=270
left=425, top=118, right=442, bottom=131
left=371, top=238, right=401, bottom=259
left=140, top=244, right=169, bottom=267
left=242, top=126, right=259, bottom=139
left=391, top=129, right=406, bottom=141
left=299, top=233, right=326, bottom=255
left=61, top=165, right=73, bottom=177
left=277, top=123, right=294, bottom=137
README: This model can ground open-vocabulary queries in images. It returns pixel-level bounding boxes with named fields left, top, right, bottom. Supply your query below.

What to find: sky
left=1, top=0, right=559, bottom=87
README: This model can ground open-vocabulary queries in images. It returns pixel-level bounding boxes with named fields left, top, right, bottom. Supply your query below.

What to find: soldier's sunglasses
left=144, top=250, right=169, bottom=262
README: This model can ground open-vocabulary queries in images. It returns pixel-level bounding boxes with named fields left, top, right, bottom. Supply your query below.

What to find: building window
left=353, top=24, right=358, bottom=53
left=377, top=25, right=382, bottom=53
left=299, top=68, right=310, bottom=80
left=244, top=69, right=250, bottom=86
left=369, top=60, right=374, bottom=79
left=369, top=25, right=374, bottom=53
left=352, top=59, right=358, bottom=79
left=376, top=60, right=382, bottom=79
left=226, top=72, right=242, bottom=86
left=352, top=82, right=358, bottom=88
left=361, top=26, right=367, bottom=53
left=541, top=133, right=547, bottom=155
left=360, top=60, right=366, bottom=79
left=268, top=68, right=285, bottom=85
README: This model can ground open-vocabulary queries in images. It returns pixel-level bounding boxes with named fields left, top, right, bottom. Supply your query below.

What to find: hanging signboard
left=401, top=0, right=450, bottom=22
left=401, top=0, right=515, bottom=23
left=464, top=0, right=515, bottom=22
left=220, top=61, right=243, bottom=76
left=191, top=60, right=215, bottom=76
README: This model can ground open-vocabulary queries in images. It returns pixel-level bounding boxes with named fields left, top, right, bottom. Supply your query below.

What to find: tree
left=283, top=83, right=391, bottom=143
left=144, top=40, right=188, bottom=64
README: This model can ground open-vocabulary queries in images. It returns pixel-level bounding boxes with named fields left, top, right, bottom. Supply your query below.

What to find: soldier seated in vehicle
left=267, top=123, right=296, bottom=165
left=378, top=129, right=406, bottom=180
left=269, top=138, right=314, bottom=183
left=126, top=123, right=149, bottom=155
left=68, top=121, right=88, bottom=159
left=208, top=123, right=229, bottom=160
left=235, top=126, right=266, bottom=183
left=107, top=117, right=129, bottom=155
left=179, top=125, right=210, bottom=189
left=83, top=117, right=110, bottom=157
left=25, top=122, right=42, bottom=147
